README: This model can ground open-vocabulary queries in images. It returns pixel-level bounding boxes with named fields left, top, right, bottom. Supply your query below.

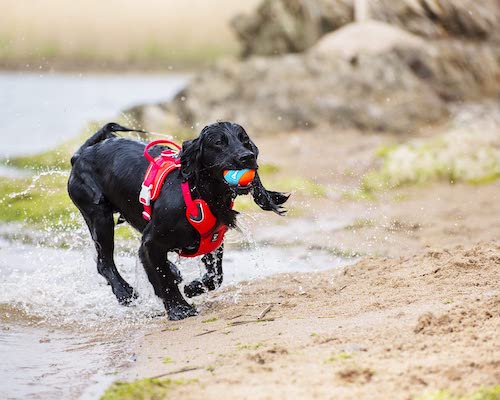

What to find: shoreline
left=0, top=61, right=204, bottom=75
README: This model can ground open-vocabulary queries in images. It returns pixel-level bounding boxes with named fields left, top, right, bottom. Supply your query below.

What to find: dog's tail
left=70, top=122, right=147, bottom=166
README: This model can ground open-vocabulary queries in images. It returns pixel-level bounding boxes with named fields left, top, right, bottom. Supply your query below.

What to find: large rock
left=155, top=23, right=454, bottom=134
left=232, top=0, right=500, bottom=57
left=314, top=21, right=500, bottom=102
left=397, top=40, right=500, bottom=102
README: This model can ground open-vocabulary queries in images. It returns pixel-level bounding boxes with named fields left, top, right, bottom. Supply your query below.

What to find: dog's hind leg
left=68, top=175, right=136, bottom=305
left=139, top=225, right=197, bottom=320
left=85, top=209, right=137, bottom=305
left=184, top=245, right=224, bottom=298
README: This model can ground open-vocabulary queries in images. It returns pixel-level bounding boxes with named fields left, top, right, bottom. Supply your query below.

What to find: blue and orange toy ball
left=223, top=169, right=256, bottom=186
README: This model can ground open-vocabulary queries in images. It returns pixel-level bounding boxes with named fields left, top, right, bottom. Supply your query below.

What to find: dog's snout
left=239, top=151, right=255, bottom=164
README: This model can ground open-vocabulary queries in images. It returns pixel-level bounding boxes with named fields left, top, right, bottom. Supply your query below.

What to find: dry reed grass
left=0, top=0, right=259, bottom=69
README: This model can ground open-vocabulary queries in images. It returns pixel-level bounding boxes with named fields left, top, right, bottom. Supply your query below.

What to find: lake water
left=0, top=71, right=189, bottom=158
left=0, top=71, right=354, bottom=399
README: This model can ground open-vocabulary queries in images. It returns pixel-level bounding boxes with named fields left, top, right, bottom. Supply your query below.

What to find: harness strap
left=144, top=139, right=181, bottom=163
left=181, top=181, right=198, bottom=218
left=140, top=139, right=182, bottom=221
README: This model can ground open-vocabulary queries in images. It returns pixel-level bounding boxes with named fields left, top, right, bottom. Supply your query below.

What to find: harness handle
left=144, top=139, right=182, bottom=163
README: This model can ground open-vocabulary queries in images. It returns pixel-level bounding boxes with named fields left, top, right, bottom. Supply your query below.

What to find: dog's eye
left=211, top=134, right=227, bottom=147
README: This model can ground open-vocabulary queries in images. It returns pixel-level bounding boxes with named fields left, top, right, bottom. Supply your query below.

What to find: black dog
left=68, top=122, right=289, bottom=320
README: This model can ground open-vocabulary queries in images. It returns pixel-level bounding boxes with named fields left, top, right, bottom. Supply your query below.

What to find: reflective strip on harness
left=140, top=155, right=180, bottom=221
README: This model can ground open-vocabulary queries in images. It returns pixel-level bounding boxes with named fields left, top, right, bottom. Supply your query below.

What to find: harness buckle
left=139, top=183, right=152, bottom=206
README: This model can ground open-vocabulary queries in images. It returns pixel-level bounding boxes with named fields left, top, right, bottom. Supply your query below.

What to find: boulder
left=397, top=40, right=500, bottom=102
left=314, top=21, right=500, bottom=102
left=157, top=22, right=455, bottom=134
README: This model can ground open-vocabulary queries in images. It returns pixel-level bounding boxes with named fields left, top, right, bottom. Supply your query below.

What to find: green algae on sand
left=100, top=377, right=194, bottom=400
left=414, top=385, right=500, bottom=400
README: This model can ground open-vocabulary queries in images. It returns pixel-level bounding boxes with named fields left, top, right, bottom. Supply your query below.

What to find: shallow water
left=0, top=324, right=127, bottom=400
left=0, top=70, right=189, bottom=398
left=0, top=225, right=352, bottom=399
left=0, top=71, right=189, bottom=158
left=0, top=237, right=156, bottom=399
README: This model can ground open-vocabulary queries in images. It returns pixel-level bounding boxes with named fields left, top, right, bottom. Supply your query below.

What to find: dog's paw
left=167, top=303, right=198, bottom=321
left=183, top=279, right=206, bottom=298
left=269, top=190, right=290, bottom=206
left=115, top=284, right=138, bottom=306
left=169, top=263, right=183, bottom=284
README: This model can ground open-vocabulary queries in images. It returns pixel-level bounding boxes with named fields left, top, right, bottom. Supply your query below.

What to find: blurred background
left=0, top=1, right=499, bottom=399
left=0, top=0, right=259, bottom=70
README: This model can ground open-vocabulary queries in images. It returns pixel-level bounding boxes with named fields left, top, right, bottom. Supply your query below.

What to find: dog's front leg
left=139, top=228, right=197, bottom=320
left=184, top=245, right=224, bottom=298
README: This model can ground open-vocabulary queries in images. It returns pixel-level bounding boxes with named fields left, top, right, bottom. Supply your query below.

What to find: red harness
left=139, top=140, right=228, bottom=258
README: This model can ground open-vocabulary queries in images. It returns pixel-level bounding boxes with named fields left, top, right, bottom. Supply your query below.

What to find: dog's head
left=180, top=122, right=289, bottom=215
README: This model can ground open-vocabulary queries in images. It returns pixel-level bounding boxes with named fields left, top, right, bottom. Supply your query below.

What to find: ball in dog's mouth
left=223, top=169, right=256, bottom=187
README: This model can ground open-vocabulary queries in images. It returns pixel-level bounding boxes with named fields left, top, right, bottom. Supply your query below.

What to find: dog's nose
left=239, top=152, right=255, bottom=165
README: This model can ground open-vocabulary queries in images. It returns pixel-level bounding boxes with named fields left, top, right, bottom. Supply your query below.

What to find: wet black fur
left=68, top=122, right=289, bottom=320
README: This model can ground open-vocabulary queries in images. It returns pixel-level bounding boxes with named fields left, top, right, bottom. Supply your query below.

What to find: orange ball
left=223, top=169, right=256, bottom=186
left=239, top=169, right=256, bottom=186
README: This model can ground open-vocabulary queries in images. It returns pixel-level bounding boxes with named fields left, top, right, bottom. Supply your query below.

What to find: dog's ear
left=180, top=138, right=203, bottom=181
left=251, top=172, right=290, bottom=215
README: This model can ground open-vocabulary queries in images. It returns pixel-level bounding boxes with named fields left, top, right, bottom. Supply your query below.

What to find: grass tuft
left=237, top=342, right=264, bottom=351
left=323, top=352, right=351, bottom=364
left=361, top=129, right=500, bottom=194
left=100, top=377, right=194, bottom=400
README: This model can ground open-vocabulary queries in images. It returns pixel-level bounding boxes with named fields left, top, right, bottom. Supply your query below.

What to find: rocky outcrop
left=129, top=1, right=500, bottom=135
left=140, top=20, right=498, bottom=134
left=166, top=25, right=442, bottom=133
left=232, top=0, right=500, bottom=57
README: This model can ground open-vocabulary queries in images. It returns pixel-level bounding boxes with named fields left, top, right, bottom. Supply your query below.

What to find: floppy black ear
left=251, top=172, right=290, bottom=215
left=180, top=138, right=203, bottom=182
